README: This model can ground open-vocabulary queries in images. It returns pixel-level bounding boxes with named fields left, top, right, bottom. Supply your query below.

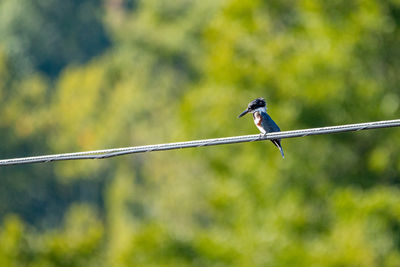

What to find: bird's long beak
left=238, top=108, right=249, bottom=118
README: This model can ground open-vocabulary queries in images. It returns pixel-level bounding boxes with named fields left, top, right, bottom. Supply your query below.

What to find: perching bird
left=238, top=97, right=284, bottom=158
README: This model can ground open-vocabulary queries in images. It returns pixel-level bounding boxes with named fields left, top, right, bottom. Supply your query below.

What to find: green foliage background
left=1, top=0, right=400, bottom=266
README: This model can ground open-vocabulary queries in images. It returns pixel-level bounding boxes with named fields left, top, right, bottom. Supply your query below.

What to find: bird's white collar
left=253, top=107, right=267, bottom=113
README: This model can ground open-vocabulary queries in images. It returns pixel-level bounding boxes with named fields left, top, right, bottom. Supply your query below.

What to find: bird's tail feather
left=272, top=140, right=284, bottom=159
left=278, top=145, right=284, bottom=159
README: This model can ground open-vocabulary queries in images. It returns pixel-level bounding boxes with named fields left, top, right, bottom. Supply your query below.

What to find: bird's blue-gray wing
left=261, top=112, right=284, bottom=158
left=260, top=112, right=281, bottom=133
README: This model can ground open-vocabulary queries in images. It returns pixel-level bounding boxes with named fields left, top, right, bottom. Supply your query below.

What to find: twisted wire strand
left=1, top=119, right=399, bottom=166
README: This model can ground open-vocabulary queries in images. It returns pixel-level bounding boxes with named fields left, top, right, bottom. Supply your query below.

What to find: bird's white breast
left=253, top=111, right=266, bottom=134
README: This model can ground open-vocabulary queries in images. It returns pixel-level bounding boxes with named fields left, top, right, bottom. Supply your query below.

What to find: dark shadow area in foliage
left=0, top=165, right=107, bottom=229
left=0, top=0, right=111, bottom=78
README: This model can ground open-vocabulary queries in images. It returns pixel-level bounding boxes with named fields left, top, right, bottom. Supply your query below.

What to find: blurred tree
left=0, top=47, right=105, bottom=230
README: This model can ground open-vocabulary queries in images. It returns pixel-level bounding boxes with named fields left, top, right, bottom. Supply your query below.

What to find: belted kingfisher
left=238, top=97, right=284, bottom=158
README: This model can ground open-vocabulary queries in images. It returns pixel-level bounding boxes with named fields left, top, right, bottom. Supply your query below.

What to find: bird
left=238, top=97, right=284, bottom=158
